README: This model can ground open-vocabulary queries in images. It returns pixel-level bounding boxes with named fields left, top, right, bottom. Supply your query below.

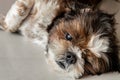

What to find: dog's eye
left=65, top=33, right=72, bottom=41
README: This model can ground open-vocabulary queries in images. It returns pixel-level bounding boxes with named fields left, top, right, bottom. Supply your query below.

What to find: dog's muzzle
left=56, top=52, right=77, bottom=69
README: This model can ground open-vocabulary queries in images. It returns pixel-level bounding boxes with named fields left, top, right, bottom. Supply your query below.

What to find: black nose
left=65, top=52, right=77, bottom=64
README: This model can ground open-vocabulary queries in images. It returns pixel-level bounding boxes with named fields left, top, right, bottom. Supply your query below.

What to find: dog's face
left=47, top=19, right=88, bottom=78
left=46, top=10, right=118, bottom=78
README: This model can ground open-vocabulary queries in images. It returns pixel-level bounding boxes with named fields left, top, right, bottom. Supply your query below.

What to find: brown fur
left=83, top=49, right=109, bottom=75
left=49, top=15, right=92, bottom=50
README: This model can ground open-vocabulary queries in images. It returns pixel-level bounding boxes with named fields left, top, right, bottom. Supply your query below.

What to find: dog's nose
left=66, top=52, right=77, bottom=64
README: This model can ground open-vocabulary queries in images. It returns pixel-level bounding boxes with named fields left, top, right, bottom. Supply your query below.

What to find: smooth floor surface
left=0, top=0, right=120, bottom=80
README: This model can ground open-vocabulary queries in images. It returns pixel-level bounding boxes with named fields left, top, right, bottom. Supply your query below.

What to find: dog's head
left=46, top=9, right=118, bottom=78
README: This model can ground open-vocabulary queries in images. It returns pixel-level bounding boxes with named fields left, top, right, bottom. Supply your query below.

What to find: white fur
left=47, top=41, right=85, bottom=78
left=68, top=46, right=84, bottom=78
left=34, top=0, right=60, bottom=27
left=88, top=35, right=109, bottom=58
left=4, top=0, right=34, bottom=32
left=1, top=0, right=61, bottom=50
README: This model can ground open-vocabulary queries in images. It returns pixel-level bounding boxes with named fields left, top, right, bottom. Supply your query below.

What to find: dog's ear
left=77, top=0, right=102, bottom=8
left=71, top=0, right=102, bottom=9
left=92, top=11, right=116, bottom=34
left=65, top=0, right=102, bottom=10
left=95, top=11, right=120, bottom=72
left=77, top=0, right=119, bottom=8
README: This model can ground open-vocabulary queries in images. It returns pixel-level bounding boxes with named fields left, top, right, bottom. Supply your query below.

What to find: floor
left=0, top=0, right=120, bottom=80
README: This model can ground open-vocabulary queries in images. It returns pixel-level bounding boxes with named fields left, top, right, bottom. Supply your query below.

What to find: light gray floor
left=0, top=0, right=120, bottom=80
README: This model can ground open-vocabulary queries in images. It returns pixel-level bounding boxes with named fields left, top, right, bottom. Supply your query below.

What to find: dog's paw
left=16, top=1, right=28, bottom=16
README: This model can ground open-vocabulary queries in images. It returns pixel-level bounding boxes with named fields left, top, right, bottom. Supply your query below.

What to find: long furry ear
left=65, top=0, right=102, bottom=10
left=80, top=0, right=120, bottom=9
left=96, top=11, right=120, bottom=72
left=77, top=0, right=102, bottom=8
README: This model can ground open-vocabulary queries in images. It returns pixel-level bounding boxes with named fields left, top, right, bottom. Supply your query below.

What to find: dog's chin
left=56, top=60, right=85, bottom=79
left=46, top=53, right=84, bottom=79
left=59, top=62, right=84, bottom=79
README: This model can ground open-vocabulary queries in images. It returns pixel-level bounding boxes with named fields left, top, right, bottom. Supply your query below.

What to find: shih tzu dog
left=0, top=0, right=120, bottom=79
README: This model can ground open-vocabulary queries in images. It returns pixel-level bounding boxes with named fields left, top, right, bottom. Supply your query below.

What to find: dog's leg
left=19, top=0, right=65, bottom=51
left=2, top=0, right=34, bottom=32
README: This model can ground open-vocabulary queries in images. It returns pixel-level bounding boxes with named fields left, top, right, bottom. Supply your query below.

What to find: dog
left=0, top=0, right=120, bottom=79
left=46, top=0, right=120, bottom=79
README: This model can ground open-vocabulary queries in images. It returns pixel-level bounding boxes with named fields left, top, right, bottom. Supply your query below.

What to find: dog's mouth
left=56, top=59, right=83, bottom=79
left=56, top=61, right=66, bottom=69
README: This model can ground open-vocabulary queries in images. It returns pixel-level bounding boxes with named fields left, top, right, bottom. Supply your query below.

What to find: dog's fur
left=47, top=9, right=120, bottom=78
left=0, top=0, right=120, bottom=79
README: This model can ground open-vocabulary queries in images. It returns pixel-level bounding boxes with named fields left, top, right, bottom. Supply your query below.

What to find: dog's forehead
left=55, top=16, right=91, bottom=37
left=49, top=17, right=91, bottom=48
left=52, top=10, right=96, bottom=34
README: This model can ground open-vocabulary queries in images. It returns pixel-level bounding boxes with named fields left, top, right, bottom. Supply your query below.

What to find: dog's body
left=0, top=0, right=65, bottom=50
left=0, top=0, right=120, bottom=79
